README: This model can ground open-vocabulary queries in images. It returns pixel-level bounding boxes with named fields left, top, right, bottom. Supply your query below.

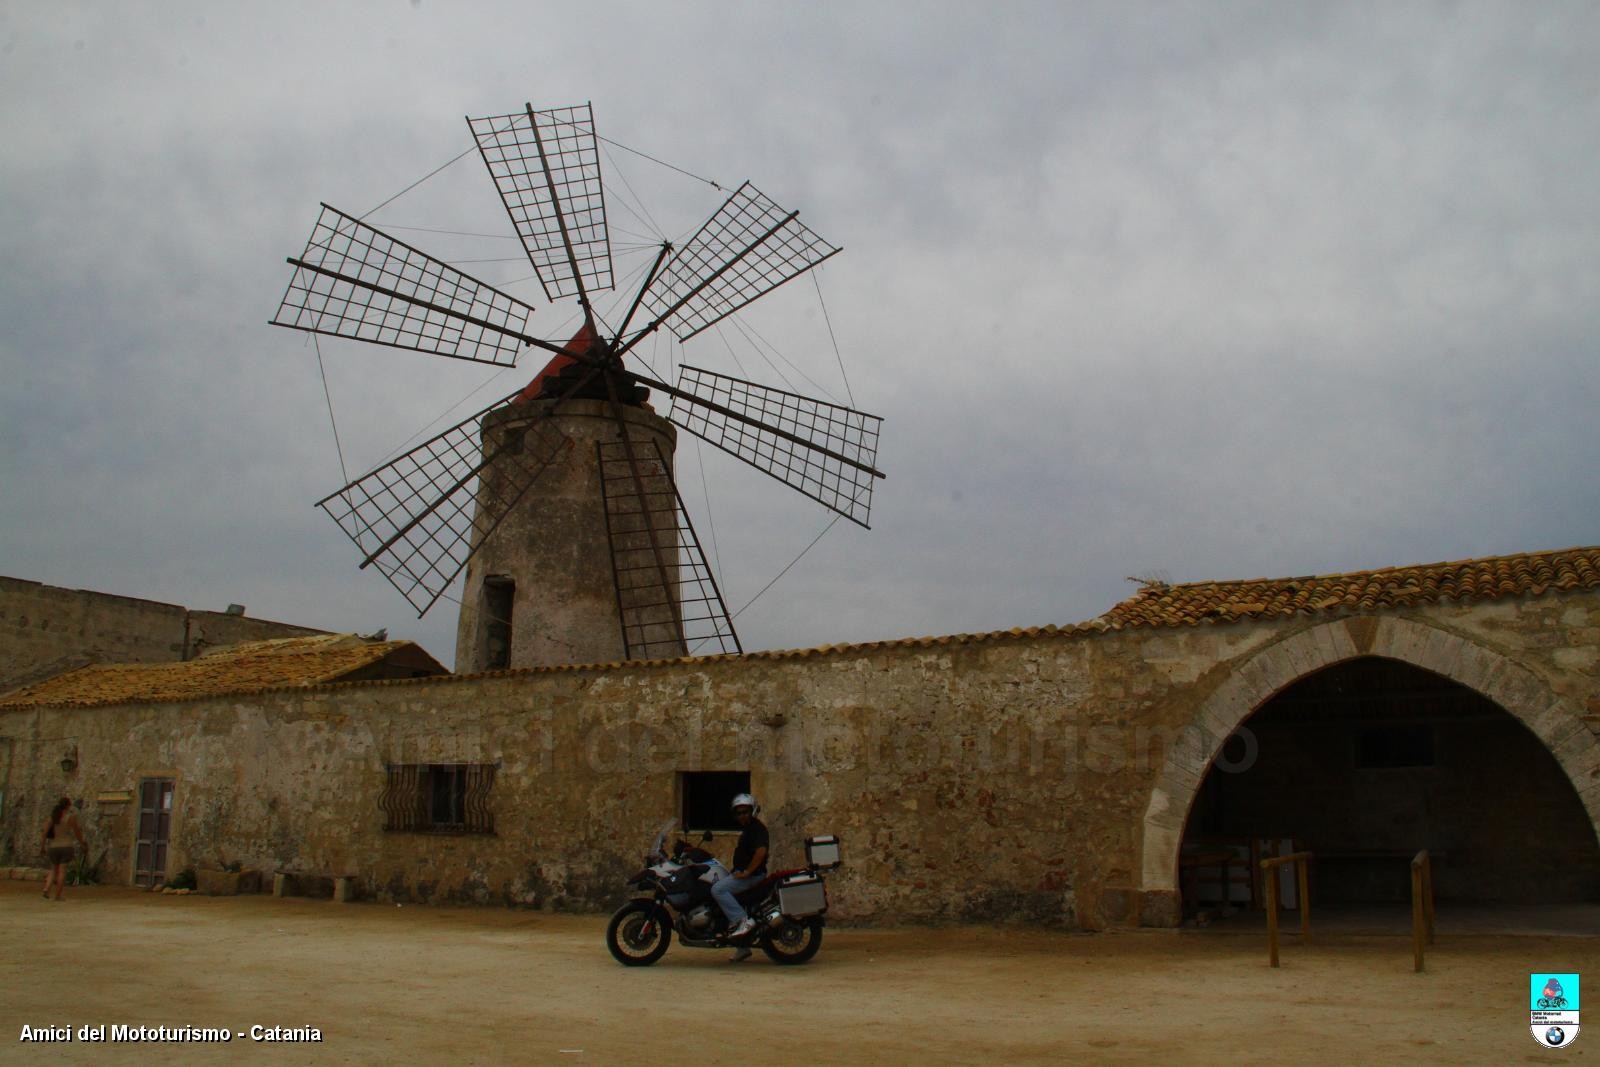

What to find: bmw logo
left=1546, top=1026, right=1566, bottom=1046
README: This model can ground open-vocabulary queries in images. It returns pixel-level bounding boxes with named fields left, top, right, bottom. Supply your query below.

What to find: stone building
left=0, top=634, right=445, bottom=886
left=0, top=547, right=1596, bottom=928
left=0, top=575, right=329, bottom=695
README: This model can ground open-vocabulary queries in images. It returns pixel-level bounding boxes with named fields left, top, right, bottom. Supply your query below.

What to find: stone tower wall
left=454, top=399, right=679, bottom=672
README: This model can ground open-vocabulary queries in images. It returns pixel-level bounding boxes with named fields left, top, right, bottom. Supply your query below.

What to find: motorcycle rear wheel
left=760, top=917, right=824, bottom=965
left=606, top=901, right=671, bottom=966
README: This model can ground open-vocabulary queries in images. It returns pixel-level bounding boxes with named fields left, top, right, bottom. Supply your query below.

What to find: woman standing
left=41, top=797, right=86, bottom=901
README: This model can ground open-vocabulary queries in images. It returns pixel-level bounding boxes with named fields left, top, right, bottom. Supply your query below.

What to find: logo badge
left=1530, top=973, right=1580, bottom=1048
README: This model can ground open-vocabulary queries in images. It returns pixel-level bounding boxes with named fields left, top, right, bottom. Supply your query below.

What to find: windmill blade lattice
left=630, top=182, right=841, bottom=344
left=667, top=365, right=882, bottom=528
left=469, top=104, right=612, bottom=303
left=274, top=102, right=883, bottom=653
left=597, top=438, right=741, bottom=659
left=271, top=204, right=536, bottom=367
left=317, top=390, right=571, bottom=615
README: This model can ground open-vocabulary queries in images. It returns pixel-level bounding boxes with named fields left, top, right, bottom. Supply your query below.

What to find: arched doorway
left=1181, top=656, right=1600, bottom=906
left=1140, top=617, right=1600, bottom=923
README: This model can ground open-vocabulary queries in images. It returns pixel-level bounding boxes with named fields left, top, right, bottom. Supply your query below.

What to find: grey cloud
left=2, top=2, right=1596, bottom=667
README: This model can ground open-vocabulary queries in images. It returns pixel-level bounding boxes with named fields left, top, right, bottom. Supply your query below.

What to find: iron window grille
left=382, top=763, right=497, bottom=834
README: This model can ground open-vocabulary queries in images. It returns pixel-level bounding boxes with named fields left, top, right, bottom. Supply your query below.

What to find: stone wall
left=0, top=576, right=327, bottom=694
left=184, top=610, right=329, bottom=658
left=2, top=590, right=1596, bottom=928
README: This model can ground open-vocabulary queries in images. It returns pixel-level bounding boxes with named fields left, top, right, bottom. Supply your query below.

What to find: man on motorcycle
left=711, top=792, right=768, bottom=960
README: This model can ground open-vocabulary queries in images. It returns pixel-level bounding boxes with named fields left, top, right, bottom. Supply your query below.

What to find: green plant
left=168, top=868, right=197, bottom=891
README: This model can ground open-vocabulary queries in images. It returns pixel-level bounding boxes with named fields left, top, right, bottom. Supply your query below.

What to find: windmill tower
left=454, top=372, right=682, bottom=670
left=271, top=103, right=883, bottom=670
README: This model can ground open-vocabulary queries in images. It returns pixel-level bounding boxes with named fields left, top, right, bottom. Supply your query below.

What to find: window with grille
left=382, top=763, right=496, bottom=833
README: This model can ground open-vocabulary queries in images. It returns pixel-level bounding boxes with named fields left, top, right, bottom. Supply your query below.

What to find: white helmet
left=731, top=792, right=759, bottom=817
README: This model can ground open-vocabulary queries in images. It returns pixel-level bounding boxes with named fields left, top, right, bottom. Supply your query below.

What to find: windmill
left=271, top=103, right=883, bottom=669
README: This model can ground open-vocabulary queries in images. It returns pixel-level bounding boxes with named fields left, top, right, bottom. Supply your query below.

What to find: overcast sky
left=2, top=2, right=1596, bottom=668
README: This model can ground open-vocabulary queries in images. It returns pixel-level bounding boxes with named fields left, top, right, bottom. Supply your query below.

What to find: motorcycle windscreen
left=649, top=818, right=679, bottom=856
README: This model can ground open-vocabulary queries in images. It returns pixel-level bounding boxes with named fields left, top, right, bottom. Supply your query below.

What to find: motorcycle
left=605, top=819, right=842, bottom=966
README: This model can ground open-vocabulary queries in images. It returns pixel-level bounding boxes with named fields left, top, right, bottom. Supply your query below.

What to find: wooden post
left=1410, top=850, right=1434, bottom=973
left=1297, top=860, right=1311, bottom=945
left=1260, top=852, right=1312, bottom=967
left=1424, top=858, right=1436, bottom=945
left=1265, top=863, right=1280, bottom=968
left=1411, top=861, right=1425, bottom=972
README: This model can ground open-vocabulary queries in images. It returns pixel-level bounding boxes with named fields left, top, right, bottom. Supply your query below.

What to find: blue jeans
left=711, top=871, right=765, bottom=925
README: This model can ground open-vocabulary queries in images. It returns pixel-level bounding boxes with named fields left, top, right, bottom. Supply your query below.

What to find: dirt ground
left=1, top=880, right=1593, bottom=1065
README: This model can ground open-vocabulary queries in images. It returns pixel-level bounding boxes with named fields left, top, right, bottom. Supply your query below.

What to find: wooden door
left=134, top=778, right=175, bottom=887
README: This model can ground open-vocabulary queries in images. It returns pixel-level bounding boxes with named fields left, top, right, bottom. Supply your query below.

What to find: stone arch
left=1140, top=615, right=1600, bottom=893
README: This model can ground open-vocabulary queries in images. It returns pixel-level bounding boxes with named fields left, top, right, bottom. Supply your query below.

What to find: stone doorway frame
left=1139, top=616, right=1600, bottom=917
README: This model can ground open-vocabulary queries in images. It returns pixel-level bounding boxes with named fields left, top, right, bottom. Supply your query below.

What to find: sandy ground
left=1, top=880, right=1594, bottom=1065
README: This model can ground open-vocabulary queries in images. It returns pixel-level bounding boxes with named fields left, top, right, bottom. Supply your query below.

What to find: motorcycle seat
left=731, top=868, right=803, bottom=905
left=754, top=867, right=804, bottom=890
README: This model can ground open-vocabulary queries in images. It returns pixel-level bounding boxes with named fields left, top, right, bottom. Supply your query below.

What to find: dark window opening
left=1356, top=724, right=1435, bottom=768
left=681, top=770, right=752, bottom=831
left=429, top=765, right=466, bottom=828
left=483, top=576, right=515, bottom=671
left=383, top=763, right=496, bottom=834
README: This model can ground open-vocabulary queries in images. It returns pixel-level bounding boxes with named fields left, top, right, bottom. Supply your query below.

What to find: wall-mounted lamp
left=59, top=745, right=78, bottom=774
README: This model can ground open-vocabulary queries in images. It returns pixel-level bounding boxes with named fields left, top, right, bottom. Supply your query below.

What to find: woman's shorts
left=47, top=845, right=75, bottom=865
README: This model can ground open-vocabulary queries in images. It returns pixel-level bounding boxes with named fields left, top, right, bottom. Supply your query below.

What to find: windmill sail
left=317, top=391, right=570, bottom=615
left=280, top=103, right=884, bottom=643
left=666, top=365, right=882, bottom=528
left=469, top=103, right=612, bottom=303
left=272, top=204, right=536, bottom=367
left=596, top=438, right=741, bottom=659
left=627, top=182, right=841, bottom=345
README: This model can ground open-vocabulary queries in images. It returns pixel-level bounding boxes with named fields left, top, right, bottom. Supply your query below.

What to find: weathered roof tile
left=0, top=635, right=442, bottom=709
left=1100, top=546, right=1600, bottom=630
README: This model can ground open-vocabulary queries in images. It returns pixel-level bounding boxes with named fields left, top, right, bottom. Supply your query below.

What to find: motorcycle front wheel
left=606, top=901, right=671, bottom=966
left=760, top=917, right=824, bottom=965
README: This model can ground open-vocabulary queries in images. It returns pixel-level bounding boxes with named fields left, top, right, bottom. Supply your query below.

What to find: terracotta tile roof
left=192, top=633, right=367, bottom=660
left=1100, top=546, right=1600, bottom=630
left=0, top=635, right=436, bottom=709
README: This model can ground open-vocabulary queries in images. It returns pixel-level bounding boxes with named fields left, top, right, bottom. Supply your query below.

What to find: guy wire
left=312, top=334, right=350, bottom=486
